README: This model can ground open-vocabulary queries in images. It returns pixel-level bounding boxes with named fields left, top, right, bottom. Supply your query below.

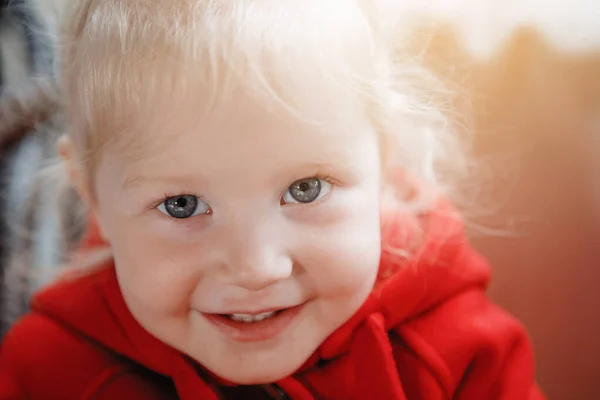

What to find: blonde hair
left=58, top=0, right=470, bottom=210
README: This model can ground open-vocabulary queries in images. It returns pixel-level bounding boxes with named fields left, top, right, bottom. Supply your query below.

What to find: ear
left=57, top=135, right=110, bottom=242
left=57, top=134, right=91, bottom=205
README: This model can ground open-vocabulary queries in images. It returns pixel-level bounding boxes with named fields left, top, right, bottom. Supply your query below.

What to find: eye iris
left=290, top=178, right=321, bottom=203
left=165, top=195, right=198, bottom=218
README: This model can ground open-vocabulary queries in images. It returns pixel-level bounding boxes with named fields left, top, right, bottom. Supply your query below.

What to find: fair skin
left=62, top=76, right=383, bottom=384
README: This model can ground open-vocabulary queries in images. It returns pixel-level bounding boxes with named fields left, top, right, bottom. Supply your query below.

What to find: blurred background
left=0, top=1, right=599, bottom=399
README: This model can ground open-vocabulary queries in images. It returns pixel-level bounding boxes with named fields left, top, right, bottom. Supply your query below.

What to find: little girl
left=0, top=1, right=545, bottom=399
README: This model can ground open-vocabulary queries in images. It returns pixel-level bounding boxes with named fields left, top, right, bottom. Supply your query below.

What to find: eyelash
left=315, top=174, right=335, bottom=185
left=147, top=191, right=205, bottom=213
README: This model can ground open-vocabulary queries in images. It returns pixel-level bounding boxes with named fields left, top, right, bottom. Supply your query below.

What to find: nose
left=220, top=224, right=293, bottom=291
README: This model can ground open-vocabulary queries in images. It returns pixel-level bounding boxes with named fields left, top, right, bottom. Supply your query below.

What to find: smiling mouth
left=203, top=305, right=304, bottom=342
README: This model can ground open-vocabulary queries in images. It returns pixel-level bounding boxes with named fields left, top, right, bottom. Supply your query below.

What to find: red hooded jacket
left=0, top=203, right=545, bottom=399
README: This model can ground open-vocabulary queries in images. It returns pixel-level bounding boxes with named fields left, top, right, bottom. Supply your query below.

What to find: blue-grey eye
left=282, top=178, right=331, bottom=204
left=157, top=195, right=210, bottom=218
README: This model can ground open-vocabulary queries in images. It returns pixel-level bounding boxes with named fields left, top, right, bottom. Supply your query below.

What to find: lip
left=202, top=304, right=304, bottom=343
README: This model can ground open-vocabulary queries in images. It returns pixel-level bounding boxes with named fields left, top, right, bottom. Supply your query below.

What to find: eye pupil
left=175, top=198, right=187, bottom=208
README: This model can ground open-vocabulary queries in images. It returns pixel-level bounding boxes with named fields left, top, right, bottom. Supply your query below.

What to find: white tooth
left=242, top=315, right=253, bottom=323
left=229, top=311, right=276, bottom=323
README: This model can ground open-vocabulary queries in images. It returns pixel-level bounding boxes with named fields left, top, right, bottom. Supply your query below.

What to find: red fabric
left=0, top=202, right=545, bottom=399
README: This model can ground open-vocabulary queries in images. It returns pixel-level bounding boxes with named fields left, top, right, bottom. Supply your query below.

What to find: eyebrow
left=121, top=175, right=200, bottom=192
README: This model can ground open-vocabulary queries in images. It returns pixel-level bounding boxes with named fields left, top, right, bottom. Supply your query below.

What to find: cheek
left=290, top=171, right=383, bottom=298
left=299, top=206, right=382, bottom=296
left=107, top=219, right=206, bottom=316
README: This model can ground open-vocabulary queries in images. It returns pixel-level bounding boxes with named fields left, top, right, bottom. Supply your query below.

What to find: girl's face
left=90, top=79, right=383, bottom=383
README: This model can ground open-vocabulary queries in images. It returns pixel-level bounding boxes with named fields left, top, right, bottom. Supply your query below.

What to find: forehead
left=115, top=79, right=376, bottom=184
